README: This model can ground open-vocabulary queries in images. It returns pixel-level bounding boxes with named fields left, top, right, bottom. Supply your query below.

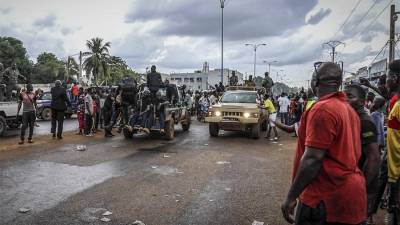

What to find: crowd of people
left=13, top=60, right=400, bottom=225
left=274, top=60, right=400, bottom=225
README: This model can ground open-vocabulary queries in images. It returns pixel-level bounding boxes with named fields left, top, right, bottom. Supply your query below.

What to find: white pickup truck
left=0, top=101, right=21, bottom=136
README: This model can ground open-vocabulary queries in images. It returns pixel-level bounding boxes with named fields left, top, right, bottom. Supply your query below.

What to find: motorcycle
left=197, top=101, right=209, bottom=122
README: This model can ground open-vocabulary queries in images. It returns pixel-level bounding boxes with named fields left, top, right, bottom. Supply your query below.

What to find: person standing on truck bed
left=50, top=80, right=71, bottom=140
left=17, top=83, right=37, bottom=144
left=147, top=65, right=162, bottom=94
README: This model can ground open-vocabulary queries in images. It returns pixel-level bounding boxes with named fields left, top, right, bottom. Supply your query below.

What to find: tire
left=41, top=108, right=52, bottom=121
left=251, top=124, right=261, bottom=139
left=165, top=118, right=175, bottom=140
left=209, top=123, right=219, bottom=137
left=0, top=116, right=6, bottom=137
left=123, top=128, right=133, bottom=139
left=182, top=114, right=191, bottom=131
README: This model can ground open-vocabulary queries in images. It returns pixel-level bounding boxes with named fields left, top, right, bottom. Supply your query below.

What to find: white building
left=169, top=62, right=244, bottom=91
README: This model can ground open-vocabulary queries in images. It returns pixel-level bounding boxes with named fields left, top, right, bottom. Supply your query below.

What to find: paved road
left=0, top=121, right=299, bottom=225
left=2, top=118, right=78, bottom=138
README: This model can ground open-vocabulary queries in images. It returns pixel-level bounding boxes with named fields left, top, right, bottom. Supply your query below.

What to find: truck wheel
left=0, top=116, right=6, bottom=137
left=209, top=123, right=219, bottom=137
left=182, top=115, right=191, bottom=131
left=165, top=118, right=175, bottom=140
left=41, top=108, right=52, bottom=121
left=251, top=124, right=261, bottom=139
left=123, top=128, right=133, bottom=139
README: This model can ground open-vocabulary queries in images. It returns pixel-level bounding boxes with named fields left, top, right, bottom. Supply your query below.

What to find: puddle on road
left=0, top=154, right=141, bottom=224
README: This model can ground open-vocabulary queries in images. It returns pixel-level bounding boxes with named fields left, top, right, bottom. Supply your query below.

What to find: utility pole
left=220, top=0, right=226, bottom=84
left=389, top=4, right=399, bottom=63
left=79, top=51, right=83, bottom=83
left=323, top=41, right=345, bottom=62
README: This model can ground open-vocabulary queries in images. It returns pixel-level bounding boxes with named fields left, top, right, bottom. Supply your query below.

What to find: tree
left=0, top=36, right=33, bottom=79
left=65, top=56, right=79, bottom=81
left=83, top=37, right=110, bottom=84
left=31, top=52, right=65, bottom=83
left=107, top=56, right=140, bottom=85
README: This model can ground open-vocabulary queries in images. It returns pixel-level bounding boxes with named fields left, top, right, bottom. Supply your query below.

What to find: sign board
left=370, top=59, right=387, bottom=77
left=357, top=67, right=369, bottom=79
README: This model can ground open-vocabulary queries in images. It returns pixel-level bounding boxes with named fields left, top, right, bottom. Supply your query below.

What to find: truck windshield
left=221, top=92, right=257, bottom=103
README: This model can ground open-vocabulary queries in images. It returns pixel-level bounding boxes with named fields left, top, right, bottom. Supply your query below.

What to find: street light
left=275, top=69, right=284, bottom=82
left=219, top=0, right=226, bottom=84
left=263, top=60, right=278, bottom=76
left=245, top=43, right=267, bottom=77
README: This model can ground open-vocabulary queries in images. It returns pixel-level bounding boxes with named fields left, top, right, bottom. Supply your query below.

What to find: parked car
left=36, top=91, right=76, bottom=120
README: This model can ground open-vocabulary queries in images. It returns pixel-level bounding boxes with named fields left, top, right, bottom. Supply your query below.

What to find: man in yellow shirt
left=264, top=94, right=279, bottom=140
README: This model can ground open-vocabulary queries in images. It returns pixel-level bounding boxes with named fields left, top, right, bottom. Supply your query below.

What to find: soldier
left=245, top=75, right=256, bottom=87
left=229, top=71, right=238, bottom=86
left=0, top=63, right=5, bottom=102
left=147, top=65, right=162, bottom=94
left=4, top=62, right=26, bottom=101
left=262, top=72, right=274, bottom=94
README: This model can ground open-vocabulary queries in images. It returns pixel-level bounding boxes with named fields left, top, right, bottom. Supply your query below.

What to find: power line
left=351, top=0, right=380, bottom=32
left=348, top=0, right=394, bottom=46
left=370, top=41, right=389, bottom=65
left=334, top=0, right=363, bottom=38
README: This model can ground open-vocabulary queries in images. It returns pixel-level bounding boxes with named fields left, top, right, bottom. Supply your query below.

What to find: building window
left=190, top=78, right=194, bottom=83
left=197, top=77, right=202, bottom=82
left=198, top=85, right=201, bottom=89
left=184, top=78, right=189, bottom=83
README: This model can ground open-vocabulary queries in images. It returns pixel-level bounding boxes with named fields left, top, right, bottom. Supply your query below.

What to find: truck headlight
left=244, top=112, right=250, bottom=118
left=215, top=111, right=221, bottom=117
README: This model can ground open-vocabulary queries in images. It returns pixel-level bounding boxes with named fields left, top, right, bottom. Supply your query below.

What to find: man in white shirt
left=84, top=88, right=94, bottom=136
left=278, top=93, right=290, bottom=125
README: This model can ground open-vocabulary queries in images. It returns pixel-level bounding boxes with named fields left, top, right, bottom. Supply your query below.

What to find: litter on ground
left=18, top=208, right=31, bottom=213
left=100, top=217, right=111, bottom=222
left=102, top=211, right=112, bottom=216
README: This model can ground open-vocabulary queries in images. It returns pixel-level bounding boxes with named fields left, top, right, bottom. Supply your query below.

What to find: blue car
left=36, top=91, right=77, bottom=120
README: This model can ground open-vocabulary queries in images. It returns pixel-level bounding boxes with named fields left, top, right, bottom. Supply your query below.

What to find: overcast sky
left=0, top=0, right=396, bottom=87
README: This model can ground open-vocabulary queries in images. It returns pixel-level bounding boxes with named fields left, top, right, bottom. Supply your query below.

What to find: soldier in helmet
left=4, top=62, right=26, bottom=101
left=229, top=71, right=238, bottom=86
left=0, top=63, right=5, bottom=101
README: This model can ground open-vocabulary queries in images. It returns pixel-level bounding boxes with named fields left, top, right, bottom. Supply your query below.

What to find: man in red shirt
left=281, top=62, right=366, bottom=225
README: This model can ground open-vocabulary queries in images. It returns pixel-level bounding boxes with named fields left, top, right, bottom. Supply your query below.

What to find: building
left=169, top=62, right=244, bottom=91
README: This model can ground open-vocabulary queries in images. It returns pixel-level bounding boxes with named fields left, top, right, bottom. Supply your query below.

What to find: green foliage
left=0, top=36, right=139, bottom=85
left=0, top=36, right=33, bottom=80
left=31, top=52, right=65, bottom=83
left=103, top=56, right=138, bottom=85
left=65, top=56, right=79, bottom=79
left=83, top=37, right=110, bottom=84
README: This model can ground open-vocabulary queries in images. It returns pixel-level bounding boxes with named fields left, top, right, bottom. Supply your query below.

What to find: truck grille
left=223, top=112, right=243, bottom=117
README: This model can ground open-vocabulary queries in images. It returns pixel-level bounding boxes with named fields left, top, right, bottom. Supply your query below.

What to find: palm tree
left=65, top=56, right=79, bottom=81
left=83, top=37, right=110, bottom=84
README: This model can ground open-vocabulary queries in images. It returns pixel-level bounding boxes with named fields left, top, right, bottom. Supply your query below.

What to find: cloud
left=0, top=7, right=12, bottom=14
left=0, top=23, right=66, bottom=60
left=33, top=14, right=57, bottom=28
left=125, top=0, right=318, bottom=41
left=307, top=8, right=331, bottom=25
